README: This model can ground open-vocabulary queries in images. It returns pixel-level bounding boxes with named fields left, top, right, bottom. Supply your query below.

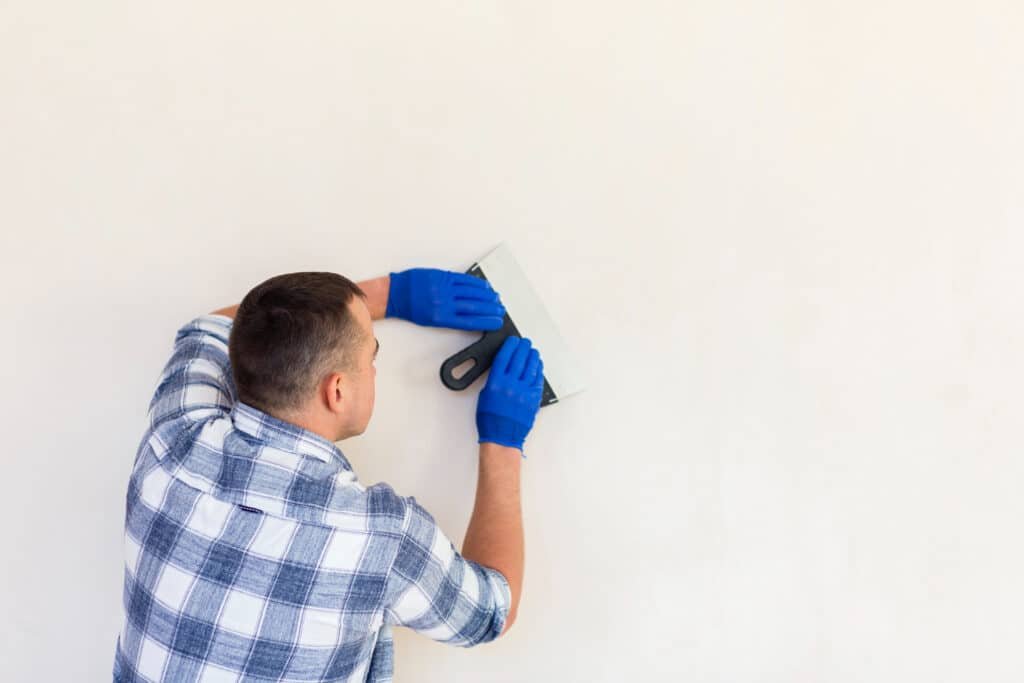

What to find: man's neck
left=271, top=408, right=341, bottom=444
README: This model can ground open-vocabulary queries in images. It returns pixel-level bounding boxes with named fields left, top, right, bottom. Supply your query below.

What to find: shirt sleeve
left=382, top=494, right=513, bottom=647
left=148, top=314, right=237, bottom=429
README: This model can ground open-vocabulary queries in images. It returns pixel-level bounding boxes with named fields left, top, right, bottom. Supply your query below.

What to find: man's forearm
left=461, top=443, right=524, bottom=635
left=210, top=304, right=239, bottom=319
left=209, top=274, right=390, bottom=321
left=357, top=275, right=390, bottom=321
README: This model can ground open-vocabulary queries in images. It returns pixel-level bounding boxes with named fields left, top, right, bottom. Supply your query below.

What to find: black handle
left=440, top=315, right=517, bottom=390
left=440, top=263, right=517, bottom=390
left=440, top=263, right=559, bottom=407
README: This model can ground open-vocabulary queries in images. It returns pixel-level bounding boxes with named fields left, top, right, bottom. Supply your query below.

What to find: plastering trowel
left=440, top=243, right=586, bottom=407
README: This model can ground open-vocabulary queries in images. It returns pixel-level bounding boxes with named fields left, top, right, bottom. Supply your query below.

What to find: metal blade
left=471, top=243, right=587, bottom=402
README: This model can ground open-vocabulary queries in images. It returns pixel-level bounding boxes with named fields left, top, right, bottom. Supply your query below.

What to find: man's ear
left=322, top=371, right=346, bottom=414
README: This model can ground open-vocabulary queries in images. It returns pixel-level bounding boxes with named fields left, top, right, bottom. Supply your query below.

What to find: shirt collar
left=230, top=400, right=353, bottom=471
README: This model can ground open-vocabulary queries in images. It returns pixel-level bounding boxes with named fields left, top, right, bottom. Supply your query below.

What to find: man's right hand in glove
left=476, top=336, right=544, bottom=455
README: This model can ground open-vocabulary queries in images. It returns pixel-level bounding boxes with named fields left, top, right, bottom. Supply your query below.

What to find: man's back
left=113, top=315, right=511, bottom=682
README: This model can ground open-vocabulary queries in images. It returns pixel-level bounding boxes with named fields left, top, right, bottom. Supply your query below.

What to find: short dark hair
left=229, top=272, right=368, bottom=415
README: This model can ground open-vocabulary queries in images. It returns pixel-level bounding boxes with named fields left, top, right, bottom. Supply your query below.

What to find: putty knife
left=440, top=243, right=586, bottom=407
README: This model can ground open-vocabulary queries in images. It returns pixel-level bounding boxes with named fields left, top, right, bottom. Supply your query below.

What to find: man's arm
left=210, top=304, right=239, bottom=319
left=357, top=275, right=390, bottom=320
left=149, top=315, right=235, bottom=429
left=461, top=442, right=524, bottom=635
left=209, top=275, right=391, bottom=321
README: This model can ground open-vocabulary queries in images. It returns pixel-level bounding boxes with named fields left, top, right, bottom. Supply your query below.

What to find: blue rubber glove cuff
left=477, top=415, right=529, bottom=459
left=385, top=270, right=412, bottom=320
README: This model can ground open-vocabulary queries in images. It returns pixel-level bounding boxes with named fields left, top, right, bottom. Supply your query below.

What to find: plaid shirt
left=113, top=314, right=511, bottom=682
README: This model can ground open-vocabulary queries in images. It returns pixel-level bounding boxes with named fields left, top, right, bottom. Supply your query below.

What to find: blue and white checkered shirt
left=113, top=314, right=512, bottom=682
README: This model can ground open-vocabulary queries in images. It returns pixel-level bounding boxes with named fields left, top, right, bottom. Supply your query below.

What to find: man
left=113, top=268, right=544, bottom=682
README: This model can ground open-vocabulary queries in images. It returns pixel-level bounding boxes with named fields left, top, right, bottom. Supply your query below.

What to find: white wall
left=2, top=2, right=1022, bottom=681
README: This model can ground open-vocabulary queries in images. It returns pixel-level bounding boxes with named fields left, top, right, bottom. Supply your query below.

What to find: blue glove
left=476, top=336, right=544, bottom=455
left=386, top=268, right=506, bottom=331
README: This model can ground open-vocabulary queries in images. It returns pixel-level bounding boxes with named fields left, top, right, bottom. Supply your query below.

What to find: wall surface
left=2, top=2, right=1022, bottom=681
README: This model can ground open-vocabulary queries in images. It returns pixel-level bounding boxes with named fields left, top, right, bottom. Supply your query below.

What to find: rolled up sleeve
left=148, top=314, right=236, bottom=429
left=383, top=495, right=512, bottom=647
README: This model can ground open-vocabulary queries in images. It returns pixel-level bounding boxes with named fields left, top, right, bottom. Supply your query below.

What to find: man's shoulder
left=128, top=414, right=420, bottom=545
left=363, top=482, right=409, bottom=520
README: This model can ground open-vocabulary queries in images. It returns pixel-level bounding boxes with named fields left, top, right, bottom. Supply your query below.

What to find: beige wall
left=2, top=1, right=1022, bottom=681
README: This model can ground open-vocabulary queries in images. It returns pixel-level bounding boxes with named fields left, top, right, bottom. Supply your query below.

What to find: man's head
left=229, top=272, right=379, bottom=442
